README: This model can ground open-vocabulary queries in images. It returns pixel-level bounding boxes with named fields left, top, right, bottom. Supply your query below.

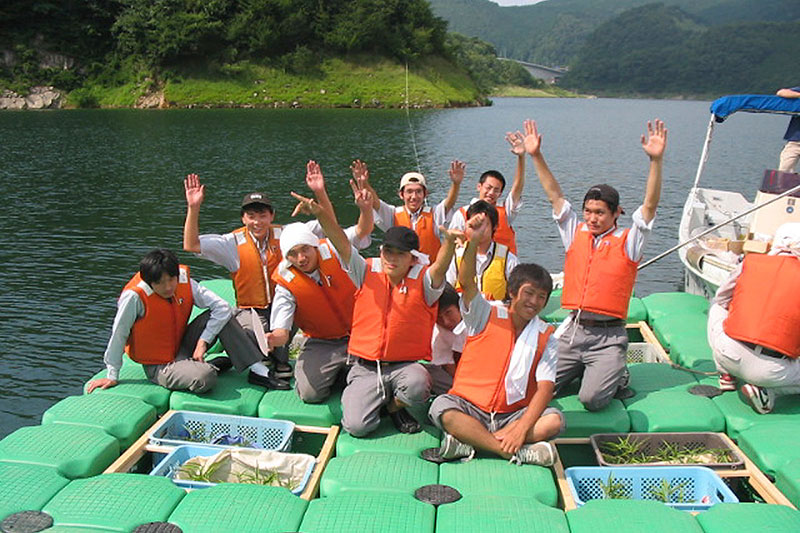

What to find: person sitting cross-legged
left=428, top=212, right=565, bottom=465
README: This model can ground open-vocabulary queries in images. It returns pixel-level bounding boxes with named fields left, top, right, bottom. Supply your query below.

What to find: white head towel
left=770, top=222, right=800, bottom=259
left=279, top=222, right=319, bottom=258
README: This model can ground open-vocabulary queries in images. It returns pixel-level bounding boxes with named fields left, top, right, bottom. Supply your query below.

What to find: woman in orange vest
left=86, top=249, right=280, bottom=394
left=293, top=160, right=458, bottom=437
left=429, top=212, right=564, bottom=465
left=353, top=158, right=463, bottom=262
left=529, top=118, right=667, bottom=412
left=709, top=222, right=800, bottom=414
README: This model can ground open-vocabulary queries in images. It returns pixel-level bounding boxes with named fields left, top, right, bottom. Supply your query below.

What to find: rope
left=405, top=62, right=422, bottom=174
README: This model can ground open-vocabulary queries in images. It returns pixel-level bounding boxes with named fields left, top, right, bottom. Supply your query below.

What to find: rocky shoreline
left=0, top=86, right=63, bottom=110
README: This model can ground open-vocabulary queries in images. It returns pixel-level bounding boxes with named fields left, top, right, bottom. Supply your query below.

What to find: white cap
left=770, top=222, right=800, bottom=258
left=279, top=223, right=319, bottom=258
left=399, top=172, right=427, bottom=190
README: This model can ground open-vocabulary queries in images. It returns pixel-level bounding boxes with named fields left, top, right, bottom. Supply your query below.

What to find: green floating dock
left=776, top=458, right=800, bottom=509
left=335, top=418, right=440, bottom=458
left=258, top=388, right=343, bottom=427
left=623, top=388, right=725, bottom=433
left=435, top=495, right=569, bottom=533
left=566, top=499, right=703, bottom=533
left=85, top=360, right=172, bottom=415
left=320, top=452, right=439, bottom=497
left=651, top=314, right=708, bottom=353
left=438, top=457, right=558, bottom=506
left=0, top=424, right=119, bottom=479
left=627, top=363, right=698, bottom=393
left=713, top=391, right=800, bottom=441
left=549, top=395, right=630, bottom=438
left=168, top=483, right=307, bottom=533
left=42, top=473, right=184, bottom=531
left=543, top=295, right=646, bottom=324
left=191, top=279, right=237, bottom=354
left=300, top=491, right=435, bottom=533
left=695, top=502, right=800, bottom=533
left=169, top=370, right=265, bottom=416
left=736, top=422, right=800, bottom=478
left=0, top=462, right=69, bottom=521
left=42, top=394, right=156, bottom=449
left=641, top=292, right=709, bottom=322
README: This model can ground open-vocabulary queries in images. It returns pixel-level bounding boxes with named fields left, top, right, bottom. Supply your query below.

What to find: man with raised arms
left=528, top=119, right=667, bottom=411
left=87, top=249, right=274, bottom=394
left=429, top=213, right=563, bottom=465
left=351, top=158, right=464, bottom=262
left=294, top=160, right=458, bottom=436
left=448, top=121, right=535, bottom=255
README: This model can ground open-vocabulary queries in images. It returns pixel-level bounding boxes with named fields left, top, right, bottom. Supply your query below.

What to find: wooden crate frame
left=104, top=409, right=339, bottom=501
left=553, top=433, right=796, bottom=511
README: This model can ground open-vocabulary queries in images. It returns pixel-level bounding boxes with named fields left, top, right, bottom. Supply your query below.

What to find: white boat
left=679, top=94, right=800, bottom=299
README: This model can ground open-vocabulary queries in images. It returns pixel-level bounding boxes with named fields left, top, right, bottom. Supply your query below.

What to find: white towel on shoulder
left=504, top=315, right=548, bottom=405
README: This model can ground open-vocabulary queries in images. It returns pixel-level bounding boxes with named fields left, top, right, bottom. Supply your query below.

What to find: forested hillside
left=0, top=0, right=547, bottom=108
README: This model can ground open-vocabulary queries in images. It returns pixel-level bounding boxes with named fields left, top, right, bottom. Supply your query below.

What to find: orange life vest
left=393, top=206, right=441, bottom=261
left=724, top=254, right=800, bottom=358
left=123, top=265, right=194, bottom=365
left=231, top=226, right=282, bottom=308
left=347, top=259, right=438, bottom=362
left=561, top=223, right=638, bottom=319
left=450, top=305, right=554, bottom=413
left=272, top=240, right=356, bottom=339
left=459, top=204, right=517, bottom=255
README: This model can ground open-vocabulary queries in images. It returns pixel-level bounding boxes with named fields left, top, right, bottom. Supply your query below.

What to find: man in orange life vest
left=87, top=249, right=273, bottom=394
left=351, top=157, right=464, bottom=262
left=293, top=160, right=459, bottom=436
left=709, top=223, right=800, bottom=414
left=529, top=119, right=667, bottom=411
left=447, top=200, right=519, bottom=301
left=428, top=212, right=564, bottom=464
left=448, top=120, right=536, bottom=256
left=267, top=174, right=375, bottom=403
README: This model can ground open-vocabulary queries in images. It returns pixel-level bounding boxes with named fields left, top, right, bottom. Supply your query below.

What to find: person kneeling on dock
left=708, top=223, right=800, bottom=414
left=87, top=249, right=279, bottom=394
left=429, top=212, right=564, bottom=465
left=294, top=160, right=458, bottom=436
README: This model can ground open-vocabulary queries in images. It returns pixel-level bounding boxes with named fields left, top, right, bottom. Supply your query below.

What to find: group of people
left=88, top=117, right=672, bottom=466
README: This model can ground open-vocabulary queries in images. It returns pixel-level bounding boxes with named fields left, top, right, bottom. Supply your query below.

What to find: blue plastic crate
left=150, top=444, right=314, bottom=495
left=565, top=466, right=738, bottom=511
left=148, top=410, right=294, bottom=451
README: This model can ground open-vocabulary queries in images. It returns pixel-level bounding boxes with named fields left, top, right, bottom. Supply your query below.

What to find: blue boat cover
left=711, top=95, right=800, bottom=122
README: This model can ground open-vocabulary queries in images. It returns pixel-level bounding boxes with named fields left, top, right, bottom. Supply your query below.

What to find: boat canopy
left=711, top=94, right=800, bottom=122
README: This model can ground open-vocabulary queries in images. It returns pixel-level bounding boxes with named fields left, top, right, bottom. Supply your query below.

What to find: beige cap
left=399, top=172, right=427, bottom=190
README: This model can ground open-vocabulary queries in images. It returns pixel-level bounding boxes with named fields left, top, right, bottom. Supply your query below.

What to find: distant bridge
left=498, top=58, right=568, bottom=84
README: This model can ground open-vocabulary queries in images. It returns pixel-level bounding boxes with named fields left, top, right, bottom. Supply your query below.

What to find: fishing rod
left=639, top=181, right=800, bottom=270
left=404, top=62, right=422, bottom=174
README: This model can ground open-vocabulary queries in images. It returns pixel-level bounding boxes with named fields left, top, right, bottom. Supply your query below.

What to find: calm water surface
left=0, top=98, right=789, bottom=437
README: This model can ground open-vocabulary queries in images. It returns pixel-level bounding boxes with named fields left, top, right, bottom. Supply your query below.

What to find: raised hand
left=449, top=160, right=466, bottom=184
left=505, top=131, right=525, bottom=156
left=523, top=119, right=542, bottom=156
left=641, top=119, right=667, bottom=160
left=305, top=159, right=326, bottom=193
left=291, top=191, right=323, bottom=217
left=439, top=225, right=467, bottom=246
left=184, top=173, right=205, bottom=208
left=350, top=178, right=373, bottom=210
left=350, top=159, right=370, bottom=191
left=466, top=212, right=491, bottom=243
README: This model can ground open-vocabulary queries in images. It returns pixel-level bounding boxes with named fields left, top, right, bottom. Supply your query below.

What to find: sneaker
left=268, top=355, right=294, bottom=379
left=247, top=370, right=291, bottom=391
left=619, top=367, right=631, bottom=389
left=439, top=433, right=475, bottom=461
left=718, top=373, right=737, bottom=392
left=388, top=408, right=421, bottom=434
left=741, top=383, right=774, bottom=414
left=510, top=441, right=557, bottom=467
left=207, top=357, right=233, bottom=374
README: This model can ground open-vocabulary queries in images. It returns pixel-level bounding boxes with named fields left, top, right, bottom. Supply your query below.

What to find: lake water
left=0, top=97, right=789, bottom=437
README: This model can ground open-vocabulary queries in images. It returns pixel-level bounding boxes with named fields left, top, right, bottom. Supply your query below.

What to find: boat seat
left=336, top=418, right=440, bottom=458
left=42, top=394, right=156, bottom=449
left=713, top=391, right=800, bottom=440
left=436, top=495, right=568, bottom=533
left=300, top=491, right=435, bottom=533
left=84, top=358, right=172, bottom=415
left=696, top=502, right=800, bottom=533
left=258, top=388, right=342, bottom=427
left=320, top=451, right=438, bottom=497
left=42, top=473, right=184, bottom=531
left=438, top=457, right=558, bottom=506
left=0, top=424, right=118, bottom=479
left=0, top=463, right=69, bottom=521
left=641, top=292, right=709, bottom=322
left=168, top=483, right=307, bottom=533
left=566, top=499, right=703, bottom=533
left=736, top=422, right=800, bottom=477
left=549, top=395, right=630, bottom=438
left=169, top=370, right=265, bottom=417
left=622, top=388, right=725, bottom=433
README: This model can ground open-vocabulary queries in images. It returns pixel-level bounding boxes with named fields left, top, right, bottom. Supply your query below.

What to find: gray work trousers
left=294, top=337, right=350, bottom=403
left=234, top=307, right=293, bottom=365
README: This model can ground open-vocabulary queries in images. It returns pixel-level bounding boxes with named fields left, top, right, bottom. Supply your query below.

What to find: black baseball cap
left=382, top=226, right=420, bottom=252
left=583, top=184, right=624, bottom=214
left=241, top=192, right=273, bottom=211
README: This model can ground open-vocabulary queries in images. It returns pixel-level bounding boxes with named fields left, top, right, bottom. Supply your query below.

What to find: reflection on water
left=0, top=98, right=788, bottom=436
